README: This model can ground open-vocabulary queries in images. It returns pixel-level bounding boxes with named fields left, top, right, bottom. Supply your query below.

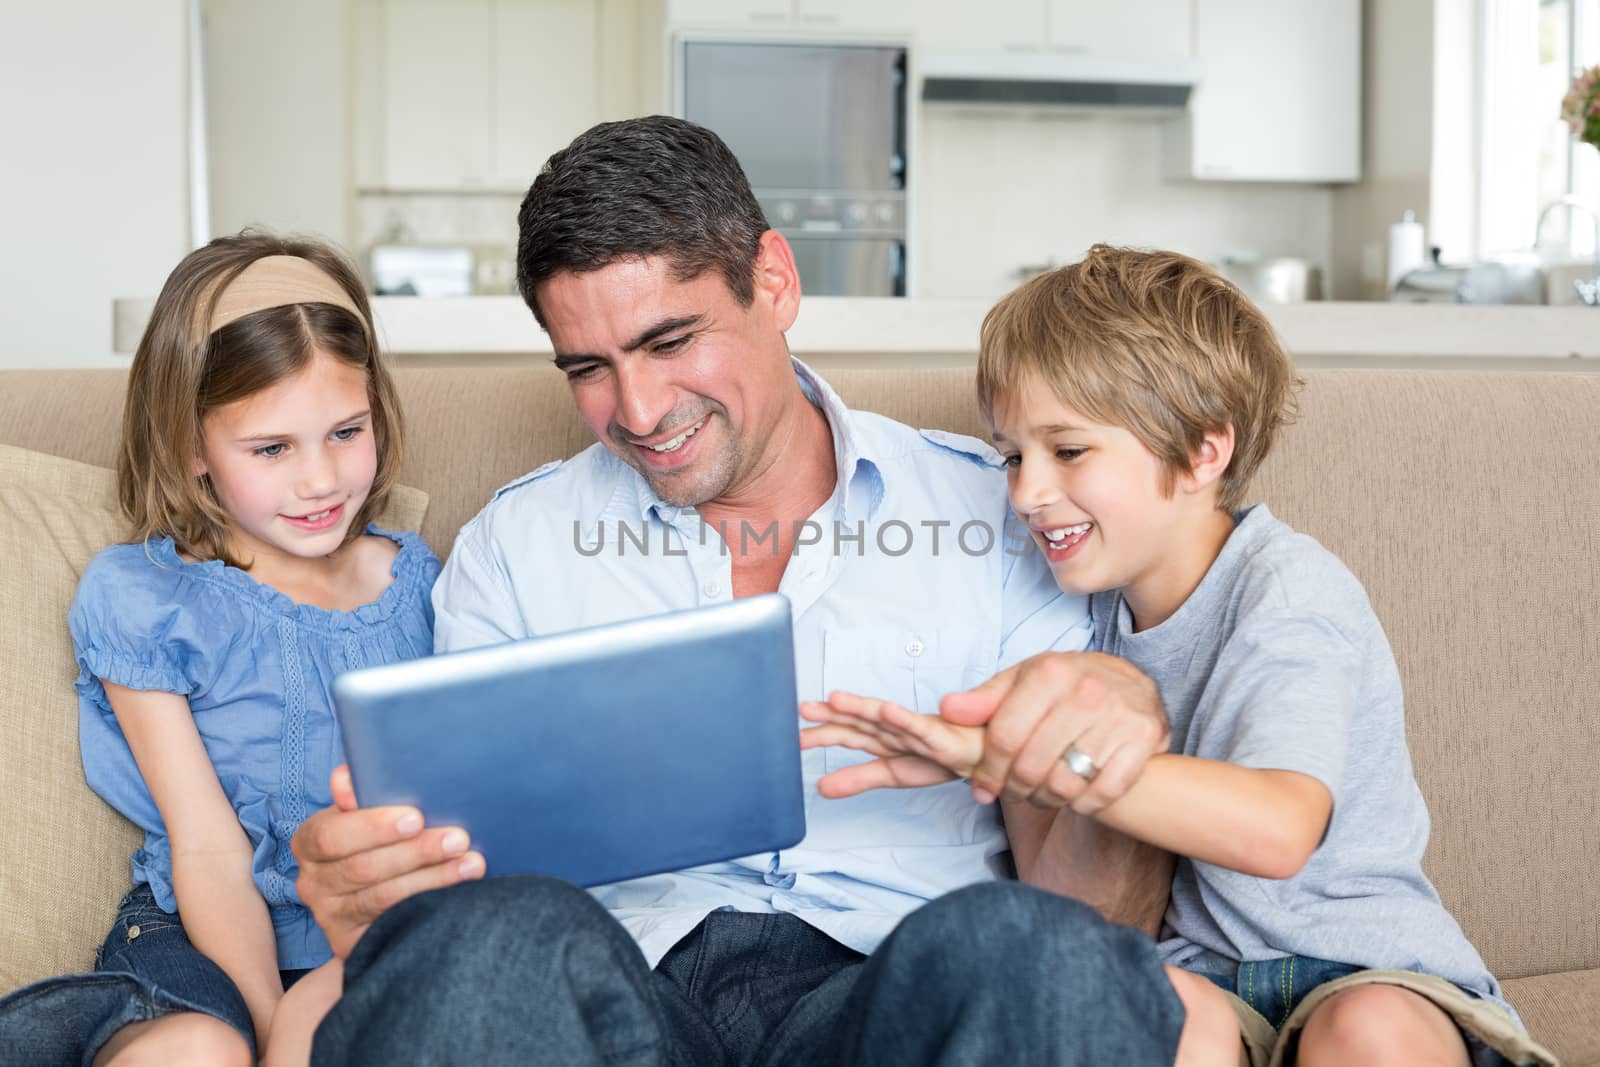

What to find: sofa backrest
left=1, top=365, right=1595, bottom=982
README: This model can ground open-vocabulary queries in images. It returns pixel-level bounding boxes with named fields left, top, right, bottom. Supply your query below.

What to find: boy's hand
left=292, top=765, right=484, bottom=959
left=799, top=692, right=983, bottom=797
left=941, top=652, right=1169, bottom=815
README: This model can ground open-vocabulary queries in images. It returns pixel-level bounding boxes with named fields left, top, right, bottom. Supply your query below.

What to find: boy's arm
left=105, top=681, right=285, bottom=1049
left=1092, top=756, right=1331, bottom=879
left=802, top=695, right=1173, bottom=931
left=804, top=692, right=1333, bottom=880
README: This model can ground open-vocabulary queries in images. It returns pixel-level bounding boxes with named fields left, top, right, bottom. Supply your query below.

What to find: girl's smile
left=194, top=351, right=378, bottom=571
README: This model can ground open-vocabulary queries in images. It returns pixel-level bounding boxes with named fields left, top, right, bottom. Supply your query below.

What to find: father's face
left=539, top=243, right=800, bottom=508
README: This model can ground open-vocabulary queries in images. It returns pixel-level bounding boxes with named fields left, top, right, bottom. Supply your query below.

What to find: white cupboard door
left=666, top=0, right=793, bottom=30
left=1186, top=0, right=1359, bottom=181
left=491, top=0, right=600, bottom=188
left=789, top=0, right=913, bottom=34
left=1047, top=0, right=1193, bottom=57
left=380, top=0, right=494, bottom=189
left=913, top=2, right=1048, bottom=52
left=352, top=0, right=387, bottom=190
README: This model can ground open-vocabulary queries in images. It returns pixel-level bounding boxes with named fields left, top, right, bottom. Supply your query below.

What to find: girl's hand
left=799, top=691, right=984, bottom=797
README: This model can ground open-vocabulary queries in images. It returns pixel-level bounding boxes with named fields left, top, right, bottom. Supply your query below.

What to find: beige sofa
left=1, top=365, right=1596, bottom=1064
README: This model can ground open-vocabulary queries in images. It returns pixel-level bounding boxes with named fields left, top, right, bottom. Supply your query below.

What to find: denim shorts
left=1193, top=954, right=1362, bottom=1030
left=0, top=883, right=309, bottom=1066
left=1191, top=956, right=1548, bottom=1067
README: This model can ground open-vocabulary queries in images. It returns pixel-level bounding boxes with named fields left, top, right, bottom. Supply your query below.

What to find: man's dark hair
left=515, top=116, right=770, bottom=327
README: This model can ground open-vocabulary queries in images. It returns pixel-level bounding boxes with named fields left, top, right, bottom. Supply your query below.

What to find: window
left=1479, top=0, right=1600, bottom=258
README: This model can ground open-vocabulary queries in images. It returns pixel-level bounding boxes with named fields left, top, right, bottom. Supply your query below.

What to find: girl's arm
left=104, top=680, right=285, bottom=1050
left=802, top=694, right=1332, bottom=880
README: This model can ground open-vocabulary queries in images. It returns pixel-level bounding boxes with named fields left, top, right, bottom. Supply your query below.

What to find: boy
left=800, top=246, right=1552, bottom=1067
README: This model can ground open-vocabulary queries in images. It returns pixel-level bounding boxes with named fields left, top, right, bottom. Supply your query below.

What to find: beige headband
left=197, top=255, right=369, bottom=341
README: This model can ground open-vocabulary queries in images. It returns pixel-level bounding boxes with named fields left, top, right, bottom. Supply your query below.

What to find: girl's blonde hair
left=977, top=244, right=1300, bottom=512
left=120, top=232, right=403, bottom=567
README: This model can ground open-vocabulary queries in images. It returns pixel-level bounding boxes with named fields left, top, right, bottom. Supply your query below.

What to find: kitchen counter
left=111, top=297, right=1600, bottom=370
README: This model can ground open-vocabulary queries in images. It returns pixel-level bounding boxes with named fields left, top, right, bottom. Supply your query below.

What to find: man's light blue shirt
left=432, top=360, right=1091, bottom=966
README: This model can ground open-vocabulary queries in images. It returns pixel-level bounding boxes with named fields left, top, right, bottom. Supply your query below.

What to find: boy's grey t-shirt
left=1091, top=505, right=1507, bottom=1010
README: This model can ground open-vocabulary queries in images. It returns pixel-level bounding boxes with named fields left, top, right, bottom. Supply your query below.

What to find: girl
left=0, top=234, right=439, bottom=1066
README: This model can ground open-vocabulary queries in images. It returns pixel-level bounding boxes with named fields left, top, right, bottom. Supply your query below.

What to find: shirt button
left=905, top=638, right=925, bottom=657
left=703, top=580, right=722, bottom=598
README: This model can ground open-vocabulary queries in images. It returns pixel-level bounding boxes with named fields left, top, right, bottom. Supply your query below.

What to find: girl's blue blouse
left=69, top=526, right=441, bottom=970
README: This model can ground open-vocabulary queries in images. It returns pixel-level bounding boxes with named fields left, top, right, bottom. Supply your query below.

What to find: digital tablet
left=331, top=594, right=806, bottom=887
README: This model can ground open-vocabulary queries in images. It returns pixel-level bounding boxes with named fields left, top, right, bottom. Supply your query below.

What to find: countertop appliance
left=1217, top=257, right=1322, bottom=304
left=678, top=38, right=907, bottom=297
left=1390, top=253, right=1544, bottom=305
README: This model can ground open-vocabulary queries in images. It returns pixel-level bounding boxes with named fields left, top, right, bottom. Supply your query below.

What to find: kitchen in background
left=680, top=38, right=909, bottom=297
left=204, top=0, right=1363, bottom=302
left=193, top=0, right=1600, bottom=306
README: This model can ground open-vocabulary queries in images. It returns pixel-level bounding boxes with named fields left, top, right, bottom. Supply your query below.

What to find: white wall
left=0, top=2, right=191, bottom=368
left=913, top=110, right=1335, bottom=300
left=202, top=0, right=348, bottom=244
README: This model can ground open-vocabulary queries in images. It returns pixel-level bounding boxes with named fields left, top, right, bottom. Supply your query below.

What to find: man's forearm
left=1003, top=800, right=1174, bottom=936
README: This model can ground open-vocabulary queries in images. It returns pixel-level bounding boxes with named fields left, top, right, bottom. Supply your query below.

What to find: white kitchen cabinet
left=378, top=0, right=494, bottom=189
left=490, top=0, right=599, bottom=188
left=355, top=0, right=602, bottom=192
left=785, top=1, right=912, bottom=34
left=912, top=5, right=1046, bottom=52
left=1047, top=0, right=1192, bottom=58
left=667, top=0, right=910, bottom=35
left=667, top=0, right=791, bottom=30
left=1165, top=0, right=1360, bottom=183
left=913, top=0, right=1190, bottom=56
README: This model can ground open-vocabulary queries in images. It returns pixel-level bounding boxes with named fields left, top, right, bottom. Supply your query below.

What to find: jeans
left=1193, top=956, right=1363, bottom=1030
left=312, top=876, right=1185, bottom=1066
left=0, top=884, right=309, bottom=1066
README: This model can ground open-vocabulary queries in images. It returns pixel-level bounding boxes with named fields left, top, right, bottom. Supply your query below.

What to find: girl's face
left=194, top=351, right=378, bottom=570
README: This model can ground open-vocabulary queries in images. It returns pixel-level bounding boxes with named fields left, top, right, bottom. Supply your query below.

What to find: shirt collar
left=617, top=356, right=886, bottom=527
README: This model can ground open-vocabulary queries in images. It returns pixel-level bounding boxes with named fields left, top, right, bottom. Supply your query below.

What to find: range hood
left=921, top=49, right=1202, bottom=111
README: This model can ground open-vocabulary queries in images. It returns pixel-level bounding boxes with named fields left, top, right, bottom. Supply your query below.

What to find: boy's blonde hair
left=977, top=244, right=1300, bottom=512
left=120, top=232, right=403, bottom=568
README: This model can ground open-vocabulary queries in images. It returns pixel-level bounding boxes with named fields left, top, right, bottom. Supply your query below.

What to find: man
left=293, top=116, right=1183, bottom=1065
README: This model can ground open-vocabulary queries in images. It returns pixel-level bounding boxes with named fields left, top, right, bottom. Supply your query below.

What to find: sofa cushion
left=1503, top=968, right=1600, bottom=1067
left=0, top=444, right=427, bottom=995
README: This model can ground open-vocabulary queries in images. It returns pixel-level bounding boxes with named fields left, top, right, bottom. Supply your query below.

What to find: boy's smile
left=993, top=371, right=1236, bottom=632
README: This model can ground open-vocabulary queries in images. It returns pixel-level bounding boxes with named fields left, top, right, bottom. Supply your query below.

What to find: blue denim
left=1194, top=956, right=1523, bottom=1067
left=0, top=884, right=308, bottom=1066
left=312, top=875, right=1185, bottom=1066
left=1193, top=955, right=1362, bottom=1030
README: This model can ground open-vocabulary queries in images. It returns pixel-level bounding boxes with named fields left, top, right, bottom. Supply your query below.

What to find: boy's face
left=991, top=372, right=1216, bottom=618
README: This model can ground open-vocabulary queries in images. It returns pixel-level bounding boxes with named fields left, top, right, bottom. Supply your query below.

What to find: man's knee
left=325, top=875, right=662, bottom=1062
left=880, top=880, right=1166, bottom=1002
left=378, top=874, right=607, bottom=941
left=892, top=880, right=1118, bottom=961
left=348, top=873, right=631, bottom=986
left=843, top=882, right=1185, bottom=1062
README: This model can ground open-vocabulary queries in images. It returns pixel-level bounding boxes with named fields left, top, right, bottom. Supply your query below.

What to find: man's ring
left=1062, top=743, right=1098, bottom=781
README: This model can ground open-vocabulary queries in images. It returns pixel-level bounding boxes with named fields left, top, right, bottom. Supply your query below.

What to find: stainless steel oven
left=677, top=37, right=908, bottom=297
